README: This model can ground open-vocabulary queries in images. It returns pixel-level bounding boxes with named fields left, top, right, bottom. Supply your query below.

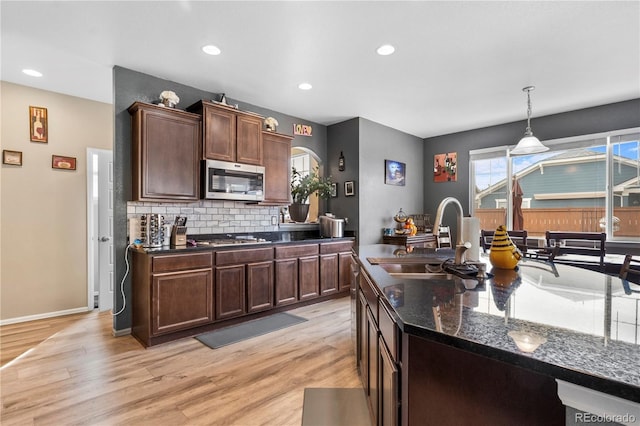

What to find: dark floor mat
left=195, top=312, right=307, bottom=349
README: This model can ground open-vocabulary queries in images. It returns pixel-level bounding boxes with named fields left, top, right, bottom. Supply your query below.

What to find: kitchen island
left=354, top=244, right=639, bottom=426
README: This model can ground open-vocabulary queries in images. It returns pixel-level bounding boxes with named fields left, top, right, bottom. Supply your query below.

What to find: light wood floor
left=0, top=296, right=361, bottom=425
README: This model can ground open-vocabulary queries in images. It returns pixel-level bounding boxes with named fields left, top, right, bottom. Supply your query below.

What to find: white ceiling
left=2, top=1, right=639, bottom=138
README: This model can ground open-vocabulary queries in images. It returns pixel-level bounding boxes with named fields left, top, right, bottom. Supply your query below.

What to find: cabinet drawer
left=275, top=244, right=319, bottom=259
left=152, top=252, right=213, bottom=273
left=320, top=241, right=353, bottom=254
left=379, top=301, right=398, bottom=362
left=216, top=247, right=274, bottom=265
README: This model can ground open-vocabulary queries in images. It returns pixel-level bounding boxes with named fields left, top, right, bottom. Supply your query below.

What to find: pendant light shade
left=511, top=86, right=549, bottom=155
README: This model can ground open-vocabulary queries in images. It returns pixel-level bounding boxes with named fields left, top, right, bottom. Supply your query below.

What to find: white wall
left=1, top=82, right=113, bottom=321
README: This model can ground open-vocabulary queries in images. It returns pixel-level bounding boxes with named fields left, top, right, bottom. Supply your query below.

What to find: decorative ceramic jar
left=489, top=225, right=522, bottom=269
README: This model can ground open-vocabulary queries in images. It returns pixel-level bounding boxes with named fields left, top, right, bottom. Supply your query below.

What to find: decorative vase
left=489, top=225, right=522, bottom=269
left=289, top=203, right=310, bottom=223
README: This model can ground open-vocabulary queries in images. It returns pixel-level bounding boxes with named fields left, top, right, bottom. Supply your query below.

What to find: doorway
left=86, top=148, right=114, bottom=311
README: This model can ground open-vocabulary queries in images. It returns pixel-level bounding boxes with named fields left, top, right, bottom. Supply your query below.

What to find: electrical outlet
left=271, top=215, right=278, bottom=225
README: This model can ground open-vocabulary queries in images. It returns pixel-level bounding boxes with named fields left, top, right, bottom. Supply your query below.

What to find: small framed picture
left=385, top=160, right=406, bottom=186
left=52, top=155, right=77, bottom=170
left=330, top=182, right=338, bottom=198
left=3, top=150, right=23, bottom=166
left=29, top=106, right=48, bottom=143
left=344, top=181, right=355, bottom=197
left=433, top=152, right=457, bottom=182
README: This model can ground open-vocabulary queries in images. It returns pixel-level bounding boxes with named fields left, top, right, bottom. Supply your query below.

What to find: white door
left=87, top=149, right=114, bottom=311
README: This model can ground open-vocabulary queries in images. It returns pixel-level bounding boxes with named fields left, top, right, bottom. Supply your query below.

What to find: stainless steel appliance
left=202, top=159, right=265, bottom=201
left=319, top=215, right=345, bottom=238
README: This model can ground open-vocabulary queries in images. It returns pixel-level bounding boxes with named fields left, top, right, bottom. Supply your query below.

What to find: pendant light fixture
left=510, top=86, right=549, bottom=155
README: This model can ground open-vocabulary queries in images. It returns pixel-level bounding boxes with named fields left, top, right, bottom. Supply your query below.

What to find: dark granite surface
left=356, top=244, right=640, bottom=403
left=137, top=230, right=355, bottom=254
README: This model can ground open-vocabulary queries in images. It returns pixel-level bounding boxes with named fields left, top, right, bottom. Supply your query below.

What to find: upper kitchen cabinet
left=128, top=102, right=201, bottom=202
left=260, top=131, right=293, bottom=205
left=187, top=100, right=264, bottom=165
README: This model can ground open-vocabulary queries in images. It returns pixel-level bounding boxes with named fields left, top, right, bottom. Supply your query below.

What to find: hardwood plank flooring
left=0, top=296, right=362, bottom=425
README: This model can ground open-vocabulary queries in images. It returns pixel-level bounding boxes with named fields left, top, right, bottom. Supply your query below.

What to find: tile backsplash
left=127, top=200, right=280, bottom=237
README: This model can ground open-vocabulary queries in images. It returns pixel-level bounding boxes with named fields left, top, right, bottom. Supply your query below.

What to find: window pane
left=472, top=157, right=507, bottom=230
left=612, top=138, right=640, bottom=240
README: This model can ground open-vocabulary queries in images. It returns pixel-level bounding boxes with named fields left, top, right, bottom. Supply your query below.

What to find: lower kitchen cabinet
left=357, top=266, right=402, bottom=426
left=215, top=264, right=246, bottom=320
left=152, top=268, right=213, bottom=335
left=247, top=260, right=274, bottom=313
left=299, top=255, right=320, bottom=300
left=132, top=239, right=353, bottom=347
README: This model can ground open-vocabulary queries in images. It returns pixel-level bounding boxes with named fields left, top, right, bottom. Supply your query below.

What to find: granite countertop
left=136, top=230, right=355, bottom=254
left=356, top=244, right=640, bottom=403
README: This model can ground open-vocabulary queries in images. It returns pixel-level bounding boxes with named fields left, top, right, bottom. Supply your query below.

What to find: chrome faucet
left=432, top=197, right=468, bottom=264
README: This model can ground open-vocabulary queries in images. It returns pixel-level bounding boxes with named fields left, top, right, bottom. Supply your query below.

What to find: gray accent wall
left=422, top=99, right=640, bottom=243
left=327, top=118, right=424, bottom=246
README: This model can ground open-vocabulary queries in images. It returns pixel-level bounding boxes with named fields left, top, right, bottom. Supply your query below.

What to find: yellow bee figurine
left=489, top=225, right=522, bottom=269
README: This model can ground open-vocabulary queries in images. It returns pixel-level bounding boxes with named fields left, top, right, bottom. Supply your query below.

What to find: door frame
left=86, top=148, right=114, bottom=310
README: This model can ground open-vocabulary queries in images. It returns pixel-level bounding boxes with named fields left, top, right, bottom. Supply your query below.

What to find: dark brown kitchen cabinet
left=274, top=258, right=298, bottom=306
left=260, top=131, right=293, bottom=205
left=367, top=307, right=379, bottom=424
left=299, top=255, right=320, bottom=300
left=131, top=251, right=213, bottom=346
left=215, top=264, right=246, bottom=320
left=339, top=252, right=353, bottom=291
left=379, top=335, right=399, bottom=426
left=247, top=261, right=274, bottom=313
left=187, top=100, right=263, bottom=165
left=128, top=101, right=201, bottom=202
left=274, top=244, right=320, bottom=305
left=320, top=254, right=339, bottom=295
left=215, top=247, right=274, bottom=319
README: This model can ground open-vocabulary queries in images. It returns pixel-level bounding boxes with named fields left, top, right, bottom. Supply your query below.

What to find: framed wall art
left=3, top=150, right=23, bottom=166
left=52, top=155, right=77, bottom=170
left=385, top=159, right=405, bottom=186
left=433, top=152, right=457, bottom=182
left=330, top=182, right=338, bottom=198
left=344, top=181, right=355, bottom=196
left=29, top=106, right=48, bottom=143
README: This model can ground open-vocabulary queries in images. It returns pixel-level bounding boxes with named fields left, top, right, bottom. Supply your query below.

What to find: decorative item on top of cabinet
left=187, top=100, right=264, bottom=165
left=159, top=90, right=180, bottom=108
left=128, top=102, right=201, bottom=202
left=260, top=131, right=293, bottom=205
left=264, top=117, right=279, bottom=132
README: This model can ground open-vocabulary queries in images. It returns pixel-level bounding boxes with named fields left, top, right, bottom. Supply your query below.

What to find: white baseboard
left=0, top=307, right=92, bottom=326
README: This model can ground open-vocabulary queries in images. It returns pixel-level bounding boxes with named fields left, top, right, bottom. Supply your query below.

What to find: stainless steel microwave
left=202, top=159, right=265, bottom=201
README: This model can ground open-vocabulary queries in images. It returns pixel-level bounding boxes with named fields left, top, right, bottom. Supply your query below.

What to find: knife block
left=171, top=226, right=187, bottom=247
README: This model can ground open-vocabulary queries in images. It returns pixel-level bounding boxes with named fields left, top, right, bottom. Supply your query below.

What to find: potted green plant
left=289, top=166, right=333, bottom=222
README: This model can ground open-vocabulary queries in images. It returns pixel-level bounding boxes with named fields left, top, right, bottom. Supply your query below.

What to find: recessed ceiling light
left=202, top=45, right=221, bottom=55
left=298, top=82, right=313, bottom=90
left=376, top=44, right=395, bottom=56
left=22, top=69, right=43, bottom=77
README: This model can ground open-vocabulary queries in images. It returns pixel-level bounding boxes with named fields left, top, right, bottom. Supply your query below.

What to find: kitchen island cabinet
left=354, top=244, right=640, bottom=425
left=131, top=238, right=353, bottom=347
left=128, top=102, right=201, bottom=202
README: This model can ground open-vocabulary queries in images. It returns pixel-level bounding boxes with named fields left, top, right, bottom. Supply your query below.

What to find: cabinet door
left=338, top=252, right=353, bottom=291
left=367, top=307, right=379, bottom=425
left=151, top=269, right=213, bottom=335
left=247, top=260, right=274, bottom=313
left=358, top=291, right=368, bottom=384
left=203, top=106, right=236, bottom=161
left=261, top=132, right=292, bottom=204
left=274, top=259, right=298, bottom=306
left=379, top=336, right=399, bottom=426
left=299, top=255, right=320, bottom=300
left=320, top=253, right=339, bottom=295
left=215, top=265, right=246, bottom=319
left=236, top=114, right=263, bottom=165
left=130, top=103, right=201, bottom=201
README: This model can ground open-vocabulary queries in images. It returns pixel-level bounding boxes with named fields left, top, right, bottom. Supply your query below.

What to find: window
left=470, top=128, right=640, bottom=242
